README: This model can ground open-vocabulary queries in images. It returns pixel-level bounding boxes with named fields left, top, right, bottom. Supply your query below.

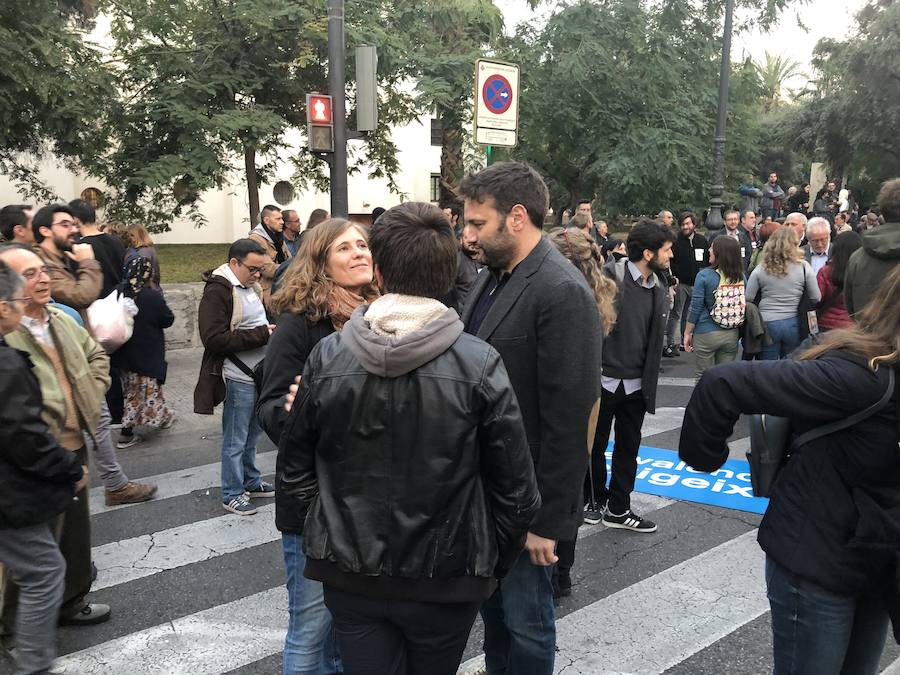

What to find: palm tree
left=755, top=52, right=805, bottom=111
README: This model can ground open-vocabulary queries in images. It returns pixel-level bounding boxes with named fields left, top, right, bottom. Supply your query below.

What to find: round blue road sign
left=482, top=74, right=513, bottom=114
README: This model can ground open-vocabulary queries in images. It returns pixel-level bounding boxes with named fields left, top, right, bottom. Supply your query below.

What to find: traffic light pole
left=327, top=0, right=349, bottom=218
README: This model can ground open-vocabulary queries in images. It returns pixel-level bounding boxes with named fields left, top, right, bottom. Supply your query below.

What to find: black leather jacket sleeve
left=0, top=350, right=82, bottom=485
left=478, top=350, right=541, bottom=575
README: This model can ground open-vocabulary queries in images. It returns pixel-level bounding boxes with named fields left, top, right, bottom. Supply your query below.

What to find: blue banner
left=602, top=444, right=769, bottom=515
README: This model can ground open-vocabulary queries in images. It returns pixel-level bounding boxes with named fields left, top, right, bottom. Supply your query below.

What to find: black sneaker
left=553, top=571, right=572, bottom=600
left=601, top=509, right=658, bottom=533
left=662, top=345, right=678, bottom=358
left=583, top=506, right=603, bottom=525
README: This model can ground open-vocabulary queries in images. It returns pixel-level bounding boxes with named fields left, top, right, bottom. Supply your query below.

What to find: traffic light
left=306, top=93, right=334, bottom=152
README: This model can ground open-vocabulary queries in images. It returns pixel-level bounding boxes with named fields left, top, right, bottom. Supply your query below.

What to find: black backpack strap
left=229, top=355, right=257, bottom=380
left=790, top=368, right=895, bottom=452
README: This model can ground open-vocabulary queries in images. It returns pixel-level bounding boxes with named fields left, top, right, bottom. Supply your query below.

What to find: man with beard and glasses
left=583, top=219, right=673, bottom=533
left=32, top=204, right=102, bottom=327
left=459, top=162, right=602, bottom=675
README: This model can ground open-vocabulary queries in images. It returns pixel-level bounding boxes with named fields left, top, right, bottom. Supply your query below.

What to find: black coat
left=679, top=353, right=899, bottom=615
left=113, top=287, right=174, bottom=383
left=280, top=330, right=540, bottom=603
left=460, top=237, right=603, bottom=541
left=256, top=311, right=335, bottom=534
left=670, top=232, right=709, bottom=286
left=0, top=339, right=83, bottom=529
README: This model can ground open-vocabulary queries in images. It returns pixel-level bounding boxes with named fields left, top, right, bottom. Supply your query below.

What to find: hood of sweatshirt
left=341, top=298, right=464, bottom=377
left=861, top=222, right=900, bottom=260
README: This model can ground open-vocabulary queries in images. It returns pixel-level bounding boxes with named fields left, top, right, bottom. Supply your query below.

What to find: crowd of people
left=0, top=165, right=897, bottom=675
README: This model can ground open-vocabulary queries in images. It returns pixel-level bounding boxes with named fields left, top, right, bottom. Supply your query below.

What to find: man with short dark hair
left=844, top=177, right=900, bottom=316
left=32, top=204, right=102, bottom=327
left=665, top=212, right=708, bottom=356
left=194, top=239, right=276, bottom=515
left=281, top=202, right=539, bottom=673
left=281, top=209, right=302, bottom=258
left=0, top=205, right=34, bottom=244
left=459, top=162, right=603, bottom=675
left=760, top=171, right=785, bottom=220
left=248, top=205, right=291, bottom=308
left=585, top=219, right=673, bottom=532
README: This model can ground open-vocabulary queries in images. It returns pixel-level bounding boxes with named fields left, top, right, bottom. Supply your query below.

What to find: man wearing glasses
left=32, top=204, right=102, bottom=327
left=194, top=239, right=276, bottom=515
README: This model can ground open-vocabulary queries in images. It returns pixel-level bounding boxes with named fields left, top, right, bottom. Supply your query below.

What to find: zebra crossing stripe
left=458, top=530, right=767, bottom=675
left=89, top=452, right=278, bottom=514
left=91, top=504, right=279, bottom=590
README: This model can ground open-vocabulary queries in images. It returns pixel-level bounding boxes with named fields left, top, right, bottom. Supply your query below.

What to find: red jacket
left=816, top=264, right=853, bottom=331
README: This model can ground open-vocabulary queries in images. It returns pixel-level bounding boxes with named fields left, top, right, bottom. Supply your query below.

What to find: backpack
left=709, top=271, right=746, bottom=329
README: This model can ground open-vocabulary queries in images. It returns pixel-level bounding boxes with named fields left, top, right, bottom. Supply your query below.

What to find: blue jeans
left=760, top=316, right=800, bottom=360
left=221, top=378, right=264, bottom=502
left=766, top=556, right=889, bottom=675
left=282, top=534, right=342, bottom=675
left=481, top=550, right=556, bottom=675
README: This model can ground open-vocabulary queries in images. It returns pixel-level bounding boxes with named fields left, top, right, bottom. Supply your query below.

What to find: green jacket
left=844, top=222, right=900, bottom=317
left=5, top=306, right=109, bottom=443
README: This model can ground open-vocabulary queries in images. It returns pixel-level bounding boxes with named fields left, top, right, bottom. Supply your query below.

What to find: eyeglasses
left=1, top=296, right=31, bottom=305
left=52, top=219, right=78, bottom=230
left=21, top=266, right=50, bottom=280
left=236, top=260, right=265, bottom=275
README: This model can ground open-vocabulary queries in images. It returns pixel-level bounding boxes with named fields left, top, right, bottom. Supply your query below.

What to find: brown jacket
left=36, top=246, right=103, bottom=327
left=248, top=225, right=291, bottom=308
left=193, top=266, right=270, bottom=414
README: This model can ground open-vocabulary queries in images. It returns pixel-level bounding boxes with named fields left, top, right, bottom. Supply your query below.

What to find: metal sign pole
left=327, top=0, right=348, bottom=218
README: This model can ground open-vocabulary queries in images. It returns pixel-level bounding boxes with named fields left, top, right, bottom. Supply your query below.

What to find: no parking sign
left=474, top=59, right=519, bottom=147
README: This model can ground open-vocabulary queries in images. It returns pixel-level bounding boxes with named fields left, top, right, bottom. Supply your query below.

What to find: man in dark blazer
left=459, top=162, right=603, bottom=675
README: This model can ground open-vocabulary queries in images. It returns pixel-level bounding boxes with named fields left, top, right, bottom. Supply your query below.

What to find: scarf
left=363, top=294, right=449, bottom=338
left=123, top=255, right=153, bottom=297
left=262, top=222, right=286, bottom=264
left=327, top=286, right=369, bottom=331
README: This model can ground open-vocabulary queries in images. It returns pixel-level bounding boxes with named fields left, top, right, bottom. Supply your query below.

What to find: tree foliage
left=755, top=52, right=805, bottom=111
left=775, top=0, right=900, bottom=206
left=495, top=0, right=768, bottom=218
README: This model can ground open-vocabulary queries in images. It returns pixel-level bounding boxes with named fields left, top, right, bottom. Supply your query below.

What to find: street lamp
left=705, top=0, right=735, bottom=231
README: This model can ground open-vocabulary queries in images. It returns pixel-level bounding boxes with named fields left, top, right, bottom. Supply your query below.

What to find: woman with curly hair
left=256, top=217, right=378, bottom=675
left=546, top=227, right=616, bottom=601
left=746, top=226, right=821, bottom=360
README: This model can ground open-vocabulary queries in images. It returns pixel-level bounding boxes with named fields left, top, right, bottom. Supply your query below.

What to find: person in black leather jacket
left=279, top=202, right=540, bottom=675
left=0, top=261, right=87, bottom=675
left=679, top=264, right=900, bottom=675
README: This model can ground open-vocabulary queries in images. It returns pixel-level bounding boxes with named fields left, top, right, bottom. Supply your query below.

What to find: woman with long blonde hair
left=257, top=217, right=378, bottom=675
left=681, top=265, right=900, bottom=674
left=746, top=226, right=821, bottom=359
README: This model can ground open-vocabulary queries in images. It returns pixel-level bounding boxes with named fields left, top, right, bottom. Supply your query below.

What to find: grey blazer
left=461, top=236, right=603, bottom=541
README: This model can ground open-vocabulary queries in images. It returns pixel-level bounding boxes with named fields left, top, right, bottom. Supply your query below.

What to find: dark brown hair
left=369, top=202, right=457, bottom=300
left=710, top=236, right=743, bottom=283
left=458, top=161, right=549, bottom=228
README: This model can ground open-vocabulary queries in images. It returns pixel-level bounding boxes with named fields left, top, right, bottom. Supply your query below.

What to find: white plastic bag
left=87, top=290, right=138, bottom=353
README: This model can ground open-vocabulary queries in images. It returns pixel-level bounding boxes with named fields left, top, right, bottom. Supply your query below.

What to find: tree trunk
left=439, top=105, right=464, bottom=205
left=244, top=144, right=260, bottom=226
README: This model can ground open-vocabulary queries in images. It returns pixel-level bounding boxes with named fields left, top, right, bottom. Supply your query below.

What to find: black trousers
left=584, top=383, right=647, bottom=515
left=323, top=585, right=480, bottom=675
left=106, top=364, right=124, bottom=424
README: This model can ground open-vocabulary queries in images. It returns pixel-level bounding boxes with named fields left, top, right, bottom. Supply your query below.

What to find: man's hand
left=283, top=375, right=302, bottom=412
left=683, top=331, right=693, bottom=353
left=268, top=324, right=276, bottom=335
left=68, top=243, right=95, bottom=262
left=525, top=532, right=558, bottom=567
left=74, top=465, right=90, bottom=493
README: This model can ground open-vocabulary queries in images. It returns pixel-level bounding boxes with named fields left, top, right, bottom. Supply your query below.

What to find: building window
left=430, top=117, right=442, bottom=146
left=273, top=181, right=295, bottom=206
left=430, top=174, right=441, bottom=202
left=80, top=187, right=105, bottom=209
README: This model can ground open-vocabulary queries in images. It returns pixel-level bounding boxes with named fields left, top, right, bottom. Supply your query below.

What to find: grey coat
left=461, top=236, right=603, bottom=542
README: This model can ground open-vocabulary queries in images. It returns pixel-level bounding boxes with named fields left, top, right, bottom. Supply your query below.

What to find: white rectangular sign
left=474, top=58, right=519, bottom=146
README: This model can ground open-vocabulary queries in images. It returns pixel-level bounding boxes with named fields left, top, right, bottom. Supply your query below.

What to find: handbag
left=746, top=367, right=895, bottom=498
left=796, top=270, right=819, bottom=340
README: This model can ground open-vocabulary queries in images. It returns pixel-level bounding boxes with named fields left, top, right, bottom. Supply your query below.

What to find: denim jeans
left=221, top=378, right=264, bottom=502
left=765, top=556, right=889, bottom=675
left=760, top=316, right=800, bottom=361
left=481, top=550, right=556, bottom=675
left=282, top=534, right=341, bottom=675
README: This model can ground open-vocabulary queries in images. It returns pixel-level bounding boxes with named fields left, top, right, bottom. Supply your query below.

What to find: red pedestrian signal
left=306, top=94, right=333, bottom=125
